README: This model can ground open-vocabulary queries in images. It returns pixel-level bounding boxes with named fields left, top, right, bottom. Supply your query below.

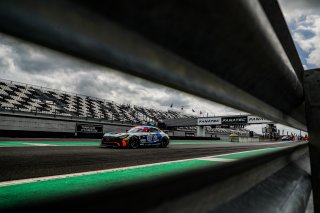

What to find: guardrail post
left=303, top=69, right=320, bottom=212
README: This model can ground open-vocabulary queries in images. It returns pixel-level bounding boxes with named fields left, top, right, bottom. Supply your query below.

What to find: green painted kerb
left=214, top=147, right=283, bottom=159
left=170, top=141, right=231, bottom=145
left=0, top=141, right=100, bottom=147
left=0, top=142, right=36, bottom=147
left=0, top=160, right=220, bottom=209
left=0, top=146, right=284, bottom=210
left=0, top=140, right=232, bottom=147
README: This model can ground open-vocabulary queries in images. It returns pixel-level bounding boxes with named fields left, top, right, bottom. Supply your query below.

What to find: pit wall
left=168, top=130, right=228, bottom=140
left=230, top=136, right=260, bottom=143
left=0, top=113, right=133, bottom=138
left=0, top=113, right=232, bottom=140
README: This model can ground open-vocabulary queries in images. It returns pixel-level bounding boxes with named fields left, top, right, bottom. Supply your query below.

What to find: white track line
left=0, top=145, right=289, bottom=187
left=197, top=157, right=235, bottom=162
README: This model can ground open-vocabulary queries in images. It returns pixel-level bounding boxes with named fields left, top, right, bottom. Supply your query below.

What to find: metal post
left=303, top=69, right=320, bottom=212
left=300, top=129, right=302, bottom=141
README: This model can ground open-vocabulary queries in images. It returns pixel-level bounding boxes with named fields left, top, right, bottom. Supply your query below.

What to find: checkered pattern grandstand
left=0, top=79, right=252, bottom=136
left=0, top=79, right=192, bottom=122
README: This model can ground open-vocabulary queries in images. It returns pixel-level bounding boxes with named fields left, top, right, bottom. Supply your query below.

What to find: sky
left=0, top=0, right=319, bottom=135
left=278, top=0, right=320, bottom=69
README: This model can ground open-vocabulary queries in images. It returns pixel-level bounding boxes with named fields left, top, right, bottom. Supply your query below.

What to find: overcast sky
left=0, top=0, right=319, bottom=135
left=278, top=0, right=320, bottom=69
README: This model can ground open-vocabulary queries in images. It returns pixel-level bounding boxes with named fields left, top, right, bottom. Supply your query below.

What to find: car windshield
left=128, top=127, right=148, bottom=133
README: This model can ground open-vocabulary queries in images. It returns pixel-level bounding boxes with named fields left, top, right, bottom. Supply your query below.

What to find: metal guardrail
left=0, top=0, right=316, bottom=212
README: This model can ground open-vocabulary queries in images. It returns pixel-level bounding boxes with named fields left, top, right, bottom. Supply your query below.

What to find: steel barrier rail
left=0, top=0, right=306, bottom=130
left=303, top=69, right=320, bottom=212
left=258, top=0, right=305, bottom=82
left=0, top=0, right=315, bottom=212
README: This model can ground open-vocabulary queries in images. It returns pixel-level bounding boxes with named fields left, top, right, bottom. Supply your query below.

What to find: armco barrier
left=0, top=1, right=317, bottom=212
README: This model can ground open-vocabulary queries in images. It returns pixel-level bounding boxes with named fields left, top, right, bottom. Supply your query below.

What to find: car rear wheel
left=159, top=137, right=169, bottom=148
left=129, top=136, right=140, bottom=149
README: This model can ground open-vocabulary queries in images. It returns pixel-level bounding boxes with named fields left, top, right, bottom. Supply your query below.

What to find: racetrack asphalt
left=0, top=140, right=301, bottom=182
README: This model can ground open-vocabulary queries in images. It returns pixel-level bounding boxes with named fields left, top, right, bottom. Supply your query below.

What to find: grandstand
left=0, top=78, right=253, bottom=137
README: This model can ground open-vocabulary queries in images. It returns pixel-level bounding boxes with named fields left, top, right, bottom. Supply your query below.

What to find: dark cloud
left=0, top=33, right=239, bottom=116
left=75, top=75, right=100, bottom=96
left=279, top=0, right=320, bottom=11
left=157, top=95, right=191, bottom=109
left=294, top=0, right=320, bottom=8
left=0, top=57, right=9, bottom=68
left=0, top=33, right=96, bottom=73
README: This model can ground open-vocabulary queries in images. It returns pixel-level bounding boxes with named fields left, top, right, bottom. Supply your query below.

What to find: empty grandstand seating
left=0, top=79, right=254, bottom=136
left=0, top=79, right=194, bottom=124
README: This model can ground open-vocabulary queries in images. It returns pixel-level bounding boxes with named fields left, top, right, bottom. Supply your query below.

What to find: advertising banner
left=197, top=117, right=222, bottom=126
left=76, top=123, right=103, bottom=133
left=247, top=116, right=271, bottom=124
left=221, top=116, right=247, bottom=124
left=197, top=115, right=271, bottom=126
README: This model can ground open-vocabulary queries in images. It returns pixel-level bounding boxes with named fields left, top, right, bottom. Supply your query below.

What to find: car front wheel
left=159, top=137, right=169, bottom=148
left=129, top=136, right=140, bottom=149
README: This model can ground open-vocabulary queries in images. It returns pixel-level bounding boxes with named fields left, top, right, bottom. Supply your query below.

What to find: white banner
left=197, top=117, right=221, bottom=125
left=247, top=116, right=271, bottom=124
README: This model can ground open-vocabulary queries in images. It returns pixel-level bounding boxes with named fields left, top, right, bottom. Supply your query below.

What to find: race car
left=100, top=126, right=170, bottom=149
